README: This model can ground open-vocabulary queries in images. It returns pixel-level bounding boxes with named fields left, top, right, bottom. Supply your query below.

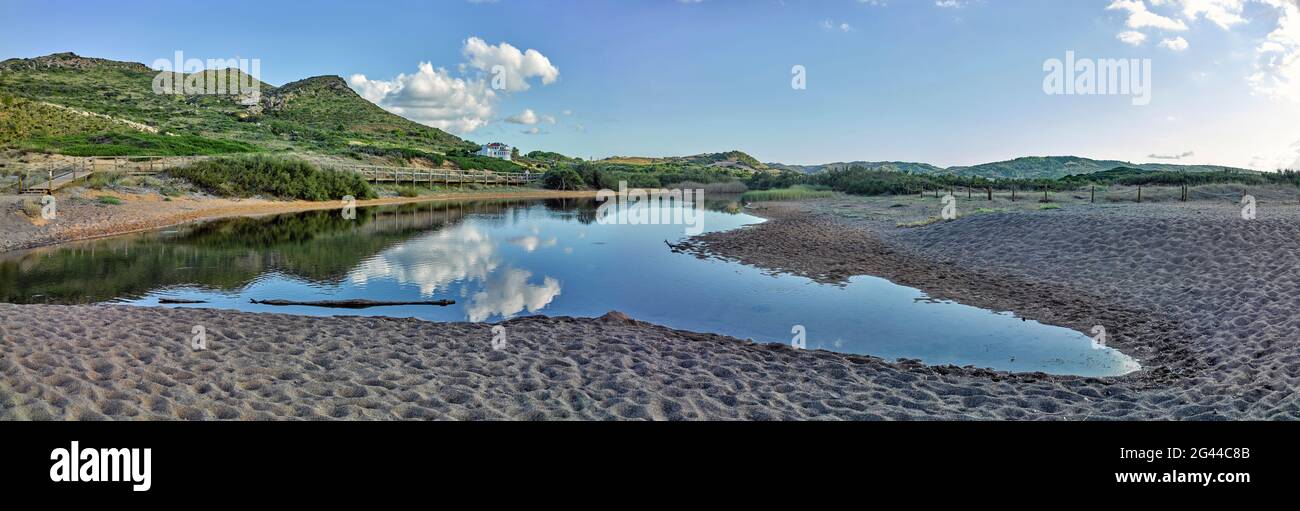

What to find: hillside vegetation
left=0, top=52, right=474, bottom=160
left=167, top=155, right=375, bottom=200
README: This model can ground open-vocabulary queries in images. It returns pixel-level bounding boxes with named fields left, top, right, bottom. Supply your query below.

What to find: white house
left=476, top=142, right=512, bottom=160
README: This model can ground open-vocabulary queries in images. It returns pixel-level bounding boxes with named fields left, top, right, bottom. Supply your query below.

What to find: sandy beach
left=3, top=191, right=1299, bottom=420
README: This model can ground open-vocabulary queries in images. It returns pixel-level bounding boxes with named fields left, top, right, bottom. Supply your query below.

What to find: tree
left=510, top=147, right=520, bottom=160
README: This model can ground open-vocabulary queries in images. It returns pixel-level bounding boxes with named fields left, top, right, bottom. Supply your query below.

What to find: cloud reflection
left=466, top=268, right=562, bottom=322
left=348, top=224, right=498, bottom=296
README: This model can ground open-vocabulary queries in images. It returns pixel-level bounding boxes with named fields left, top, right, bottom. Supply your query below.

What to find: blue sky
left=2, top=0, right=1298, bottom=169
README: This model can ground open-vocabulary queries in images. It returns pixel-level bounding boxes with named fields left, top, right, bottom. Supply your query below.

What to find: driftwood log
left=158, top=298, right=208, bottom=304
left=250, top=298, right=455, bottom=309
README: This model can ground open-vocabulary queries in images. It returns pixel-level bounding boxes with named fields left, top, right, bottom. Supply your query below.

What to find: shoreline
left=0, top=188, right=597, bottom=255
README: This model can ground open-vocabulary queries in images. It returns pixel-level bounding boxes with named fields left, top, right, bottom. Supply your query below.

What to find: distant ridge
left=601, top=150, right=769, bottom=172
left=767, top=155, right=1258, bottom=180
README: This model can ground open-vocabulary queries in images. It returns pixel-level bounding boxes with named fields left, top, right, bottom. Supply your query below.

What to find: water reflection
left=349, top=223, right=498, bottom=297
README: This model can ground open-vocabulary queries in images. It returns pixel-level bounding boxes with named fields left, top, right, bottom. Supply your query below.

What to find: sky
left=1, top=0, right=1298, bottom=169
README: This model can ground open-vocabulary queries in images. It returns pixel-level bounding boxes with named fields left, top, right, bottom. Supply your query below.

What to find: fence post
left=1091, top=186, right=1095, bottom=204
left=1137, top=185, right=1142, bottom=203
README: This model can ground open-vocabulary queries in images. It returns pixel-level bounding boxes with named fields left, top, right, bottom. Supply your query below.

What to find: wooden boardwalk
left=8, top=156, right=537, bottom=195
left=324, top=163, right=538, bottom=187
left=13, top=156, right=199, bottom=195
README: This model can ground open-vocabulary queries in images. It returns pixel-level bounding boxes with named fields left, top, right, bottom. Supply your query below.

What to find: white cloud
left=347, top=37, right=559, bottom=134
left=501, top=107, right=553, bottom=124
left=1152, top=0, right=1246, bottom=29
left=1159, top=36, right=1191, bottom=50
left=462, top=36, right=560, bottom=92
left=1117, top=30, right=1149, bottom=45
left=1108, top=0, right=1190, bottom=30
left=821, top=19, right=853, bottom=32
left=1250, top=0, right=1300, bottom=102
left=348, top=63, right=496, bottom=133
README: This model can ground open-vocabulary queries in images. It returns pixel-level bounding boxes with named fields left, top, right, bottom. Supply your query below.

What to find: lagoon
left=0, top=198, right=1139, bottom=376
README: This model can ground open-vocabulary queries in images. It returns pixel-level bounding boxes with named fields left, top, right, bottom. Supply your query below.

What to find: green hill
left=767, top=155, right=1257, bottom=180
left=601, top=150, right=769, bottom=173
left=947, top=156, right=1255, bottom=180
left=0, top=52, right=474, bottom=157
left=767, top=161, right=945, bottom=175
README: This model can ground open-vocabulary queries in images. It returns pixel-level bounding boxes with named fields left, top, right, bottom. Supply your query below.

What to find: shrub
left=20, top=197, right=42, bottom=217
left=396, top=185, right=422, bottom=198
left=159, top=184, right=182, bottom=197
left=167, top=155, right=376, bottom=201
left=543, top=167, right=586, bottom=190
left=98, top=196, right=122, bottom=205
left=85, top=171, right=125, bottom=190
left=742, top=185, right=835, bottom=202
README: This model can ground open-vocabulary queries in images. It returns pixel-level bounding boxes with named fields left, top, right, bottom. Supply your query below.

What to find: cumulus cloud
left=348, top=63, right=496, bottom=133
left=347, top=37, right=558, bottom=134
left=1152, top=0, right=1246, bottom=29
left=1159, top=36, right=1191, bottom=50
left=1103, top=1, right=1300, bottom=102
left=1250, top=0, right=1300, bottom=102
left=462, top=37, right=560, bottom=92
left=1108, top=0, right=1190, bottom=30
left=506, top=108, right=556, bottom=125
left=1117, top=30, right=1149, bottom=45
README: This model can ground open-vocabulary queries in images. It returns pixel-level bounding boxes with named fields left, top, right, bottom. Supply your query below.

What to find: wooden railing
left=11, top=156, right=202, bottom=194
left=321, top=163, right=539, bottom=186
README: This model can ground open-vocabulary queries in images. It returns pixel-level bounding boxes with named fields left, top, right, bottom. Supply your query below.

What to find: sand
left=0, top=304, right=1090, bottom=420
left=3, top=192, right=1299, bottom=420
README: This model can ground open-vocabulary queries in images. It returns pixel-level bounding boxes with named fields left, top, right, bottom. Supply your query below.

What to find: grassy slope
left=0, top=52, right=474, bottom=158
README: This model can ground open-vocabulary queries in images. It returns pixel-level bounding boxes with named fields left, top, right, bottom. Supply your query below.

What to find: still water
left=0, top=198, right=1139, bottom=376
